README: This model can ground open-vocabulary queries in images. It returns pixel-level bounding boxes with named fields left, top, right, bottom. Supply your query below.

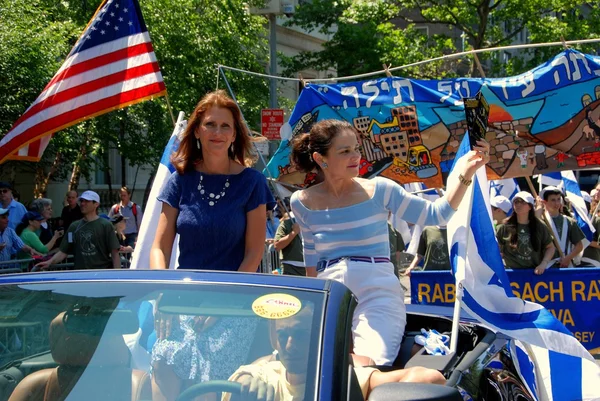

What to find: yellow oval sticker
left=252, top=293, right=302, bottom=320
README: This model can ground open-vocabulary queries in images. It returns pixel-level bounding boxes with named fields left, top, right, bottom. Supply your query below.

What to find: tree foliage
left=283, top=0, right=600, bottom=80
left=0, top=0, right=272, bottom=195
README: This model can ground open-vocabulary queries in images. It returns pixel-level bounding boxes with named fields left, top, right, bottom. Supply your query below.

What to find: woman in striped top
left=290, top=119, right=490, bottom=365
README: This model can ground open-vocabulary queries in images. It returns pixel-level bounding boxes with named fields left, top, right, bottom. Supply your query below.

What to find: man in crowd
left=36, top=191, right=121, bottom=270
left=108, top=186, right=143, bottom=248
left=60, top=190, right=83, bottom=230
left=541, top=186, right=585, bottom=267
left=0, top=182, right=27, bottom=230
left=0, top=208, right=38, bottom=268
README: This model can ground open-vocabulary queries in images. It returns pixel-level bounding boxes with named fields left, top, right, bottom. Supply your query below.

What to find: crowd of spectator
left=0, top=182, right=144, bottom=271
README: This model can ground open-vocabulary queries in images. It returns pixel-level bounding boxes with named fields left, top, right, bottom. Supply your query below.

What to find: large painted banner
left=266, top=50, right=600, bottom=188
left=410, top=268, right=600, bottom=355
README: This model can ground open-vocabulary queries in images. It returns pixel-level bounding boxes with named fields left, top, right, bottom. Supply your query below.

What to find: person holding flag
left=540, top=186, right=585, bottom=267
left=289, top=119, right=490, bottom=365
left=446, top=135, right=600, bottom=400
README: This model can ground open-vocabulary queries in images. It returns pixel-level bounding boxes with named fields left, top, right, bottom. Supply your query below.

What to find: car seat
left=8, top=311, right=152, bottom=401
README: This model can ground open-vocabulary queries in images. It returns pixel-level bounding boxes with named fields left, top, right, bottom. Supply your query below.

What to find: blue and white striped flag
left=560, top=171, right=595, bottom=245
left=447, top=136, right=600, bottom=401
left=130, top=112, right=185, bottom=269
left=539, top=172, right=563, bottom=187
left=490, top=178, right=520, bottom=215
left=490, top=178, right=520, bottom=200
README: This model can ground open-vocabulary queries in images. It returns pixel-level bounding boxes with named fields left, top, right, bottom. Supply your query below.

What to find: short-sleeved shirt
left=61, top=205, right=83, bottom=230
left=550, top=214, right=585, bottom=259
left=417, top=227, right=450, bottom=271
left=109, top=202, right=143, bottom=234
left=274, top=218, right=304, bottom=264
left=158, top=168, right=275, bottom=271
left=583, top=215, right=600, bottom=263
left=0, top=227, right=25, bottom=268
left=496, top=221, right=553, bottom=269
left=59, top=217, right=120, bottom=269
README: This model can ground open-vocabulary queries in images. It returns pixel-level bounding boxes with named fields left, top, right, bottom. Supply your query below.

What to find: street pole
left=269, top=14, right=278, bottom=109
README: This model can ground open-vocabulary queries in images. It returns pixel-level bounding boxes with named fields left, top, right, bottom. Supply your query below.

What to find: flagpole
left=450, top=169, right=477, bottom=354
left=164, top=92, right=177, bottom=127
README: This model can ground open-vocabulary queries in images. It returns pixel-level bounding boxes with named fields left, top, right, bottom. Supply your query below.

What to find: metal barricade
left=259, top=244, right=281, bottom=274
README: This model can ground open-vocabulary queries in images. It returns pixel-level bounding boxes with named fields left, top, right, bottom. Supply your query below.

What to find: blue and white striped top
left=290, top=177, right=456, bottom=267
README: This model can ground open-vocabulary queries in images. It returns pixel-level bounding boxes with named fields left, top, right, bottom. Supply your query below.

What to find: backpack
left=114, top=203, right=138, bottom=227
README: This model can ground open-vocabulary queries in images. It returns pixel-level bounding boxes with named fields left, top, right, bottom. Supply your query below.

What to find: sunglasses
left=0, top=189, right=10, bottom=194
left=0, top=215, right=8, bottom=219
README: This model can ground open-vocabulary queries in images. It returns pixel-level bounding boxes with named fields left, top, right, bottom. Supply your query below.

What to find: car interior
left=0, top=284, right=495, bottom=401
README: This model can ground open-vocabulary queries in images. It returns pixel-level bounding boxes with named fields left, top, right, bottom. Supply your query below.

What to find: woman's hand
left=462, top=140, right=491, bottom=179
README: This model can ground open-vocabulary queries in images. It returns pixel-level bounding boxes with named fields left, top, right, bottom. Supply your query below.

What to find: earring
left=322, top=162, right=328, bottom=169
left=196, top=139, right=200, bottom=149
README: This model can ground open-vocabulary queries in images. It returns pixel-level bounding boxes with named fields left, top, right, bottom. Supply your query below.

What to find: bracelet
left=458, top=174, right=472, bottom=187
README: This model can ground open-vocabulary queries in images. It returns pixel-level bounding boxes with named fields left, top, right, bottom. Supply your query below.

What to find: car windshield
left=0, top=281, right=325, bottom=401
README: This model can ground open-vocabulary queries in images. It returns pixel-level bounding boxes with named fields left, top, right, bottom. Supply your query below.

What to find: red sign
left=261, top=109, right=284, bottom=140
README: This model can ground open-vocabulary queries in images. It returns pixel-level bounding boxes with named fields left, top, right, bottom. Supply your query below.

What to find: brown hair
left=290, top=119, right=355, bottom=172
left=171, top=90, right=254, bottom=174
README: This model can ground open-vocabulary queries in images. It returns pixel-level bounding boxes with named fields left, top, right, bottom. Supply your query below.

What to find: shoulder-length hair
left=171, top=90, right=255, bottom=174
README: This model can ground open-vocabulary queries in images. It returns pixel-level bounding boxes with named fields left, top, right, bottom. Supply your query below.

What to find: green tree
left=283, top=0, right=600, bottom=80
left=0, top=0, right=272, bottom=198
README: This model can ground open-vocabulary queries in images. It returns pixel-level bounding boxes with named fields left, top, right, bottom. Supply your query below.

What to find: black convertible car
left=0, top=270, right=533, bottom=401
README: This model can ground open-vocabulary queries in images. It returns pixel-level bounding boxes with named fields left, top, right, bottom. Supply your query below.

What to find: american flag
left=0, top=0, right=166, bottom=163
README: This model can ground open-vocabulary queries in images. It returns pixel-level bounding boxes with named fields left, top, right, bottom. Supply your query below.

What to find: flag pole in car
left=448, top=142, right=476, bottom=354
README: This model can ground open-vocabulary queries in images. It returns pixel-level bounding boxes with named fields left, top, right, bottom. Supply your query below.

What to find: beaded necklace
left=197, top=161, right=231, bottom=207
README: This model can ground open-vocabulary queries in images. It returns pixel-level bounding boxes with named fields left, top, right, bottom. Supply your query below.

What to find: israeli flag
left=560, top=171, right=595, bottom=244
left=539, top=172, right=563, bottom=187
left=490, top=178, right=520, bottom=200
left=130, top=113, right=185, bottom=269
left=490, top=178, right=520, bottom=215
left=447, top=135, right=600, bottom=401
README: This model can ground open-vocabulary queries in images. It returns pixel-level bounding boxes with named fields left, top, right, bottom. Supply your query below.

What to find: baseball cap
left=512, top=191, right=535, bottom=206
left=540, top=186, right=563, bottom=201
left=22, top=211, right=44, bottom=223
left=581, top=191, right=592, bottom=204
left=0, top=182, right=12, bottom=190
left=0, top=208, right=8, bottom=216
left=490, top=196, right=511, bottom=214
left=79, top=190, right=100, bottom=203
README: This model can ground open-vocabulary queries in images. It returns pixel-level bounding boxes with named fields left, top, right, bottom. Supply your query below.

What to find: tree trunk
left=34, top=152, right=61, bottom=198
left=69, top=144, right=87, bottom=191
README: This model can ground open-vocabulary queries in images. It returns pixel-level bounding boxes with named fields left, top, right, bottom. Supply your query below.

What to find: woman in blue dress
left=150, top=90, right=275, bottom=400
left=290, top=119, right=490, bottom=366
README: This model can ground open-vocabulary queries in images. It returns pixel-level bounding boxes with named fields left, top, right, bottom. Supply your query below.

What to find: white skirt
left=318, top=259, right=406, bottom=365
